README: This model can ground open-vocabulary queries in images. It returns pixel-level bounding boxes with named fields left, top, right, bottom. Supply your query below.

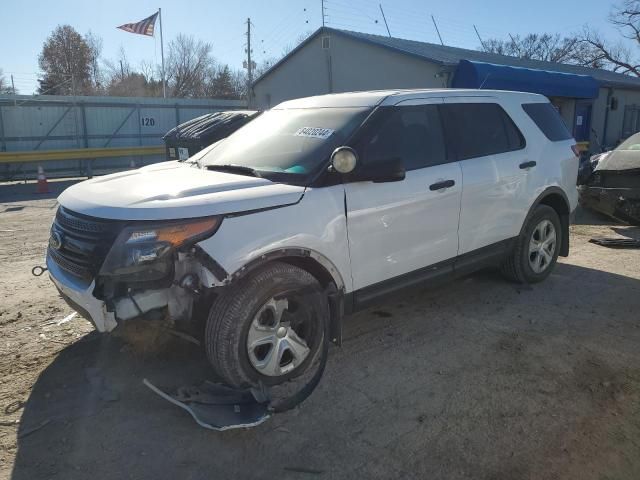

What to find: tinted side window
left=360, top=105, right=447, bottom=170
left=522, top=103, right=572, bottom=141
left=441, top=103, right=525, bottom=160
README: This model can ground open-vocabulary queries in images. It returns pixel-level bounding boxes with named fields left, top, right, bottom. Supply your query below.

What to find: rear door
left=441, top=98, right=529, bottom=255
left=344, top=99, right=463, bottom=293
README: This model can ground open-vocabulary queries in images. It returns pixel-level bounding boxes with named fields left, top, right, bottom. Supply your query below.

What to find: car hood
left=58, top=161, right=305, bottom=220
left=594, top=149, right=640, bottom=172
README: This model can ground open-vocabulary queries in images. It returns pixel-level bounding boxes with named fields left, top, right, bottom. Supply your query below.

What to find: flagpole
left=158, top=7, right=166, bottom=98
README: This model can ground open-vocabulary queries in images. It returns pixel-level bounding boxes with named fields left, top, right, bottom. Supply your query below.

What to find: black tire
left=205, top=261, right=327, bottom=389
left=501, top=205, right=561, bottom=284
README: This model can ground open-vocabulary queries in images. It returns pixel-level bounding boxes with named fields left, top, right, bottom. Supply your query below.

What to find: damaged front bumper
left=47, top=247, right=220, bottom=333
left=578, top=185, right=640, bottom=225
left=47, top=254, right=117, bottom=332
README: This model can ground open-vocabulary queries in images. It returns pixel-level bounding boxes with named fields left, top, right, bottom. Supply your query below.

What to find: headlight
left=99, top=217, right=221, bottom=281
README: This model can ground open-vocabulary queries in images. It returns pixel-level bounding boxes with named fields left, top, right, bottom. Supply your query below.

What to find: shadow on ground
left=572, top=205, right=618, bottom=226
left=10, top=263, right=640, bottom=480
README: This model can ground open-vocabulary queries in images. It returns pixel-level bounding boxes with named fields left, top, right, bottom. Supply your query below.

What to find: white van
left=47, top=89, right=578, bottom=389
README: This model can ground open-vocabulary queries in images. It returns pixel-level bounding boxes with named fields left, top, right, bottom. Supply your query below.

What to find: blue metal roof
left=452, top=60, right=600, bottom=98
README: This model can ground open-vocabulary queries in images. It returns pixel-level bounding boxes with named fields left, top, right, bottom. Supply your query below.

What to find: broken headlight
left=99, top=217, right=221, bottom=281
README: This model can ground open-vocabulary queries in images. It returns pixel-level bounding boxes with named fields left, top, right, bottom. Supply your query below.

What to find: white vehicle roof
left=273, top=89, right=548, bottom=109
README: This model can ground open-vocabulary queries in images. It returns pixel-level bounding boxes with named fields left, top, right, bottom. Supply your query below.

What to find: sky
left=0, top=0, right=622, bottom=94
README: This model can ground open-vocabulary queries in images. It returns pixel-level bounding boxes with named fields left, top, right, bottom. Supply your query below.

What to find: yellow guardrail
left=0, top=145, right=165, bottom=164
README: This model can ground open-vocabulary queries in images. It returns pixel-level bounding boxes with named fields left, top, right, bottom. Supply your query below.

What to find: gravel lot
left=1, top=179, right=639, bottom=480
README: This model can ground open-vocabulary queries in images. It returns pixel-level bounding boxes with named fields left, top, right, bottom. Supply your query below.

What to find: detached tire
left=501, top=205, right=561, bottom=284
left=205, top=262, right=327, bottom=389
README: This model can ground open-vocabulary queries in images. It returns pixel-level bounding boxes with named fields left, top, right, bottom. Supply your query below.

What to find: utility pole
left=431, top=15, right=444, bottom=45
left=10, top=75, right=15, bottom=95
left=379, top=4, right=391, bottom=37
left=321, top=0, right=326, bottom=27
left=119, top=60, right=125, bottom=79
left=473, top=25, right=486, bottom=51
left=246, top=18, right=253, bottom=106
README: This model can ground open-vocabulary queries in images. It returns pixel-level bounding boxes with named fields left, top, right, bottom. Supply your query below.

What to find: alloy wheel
left=528, top=219, right=557, bottom=274
left=246, top=297, right=312, bottom=377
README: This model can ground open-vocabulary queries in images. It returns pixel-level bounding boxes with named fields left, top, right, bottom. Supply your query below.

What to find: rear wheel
left=501, top=205, right=561, bottom=284
left=205, top=262, right=328, bottom=390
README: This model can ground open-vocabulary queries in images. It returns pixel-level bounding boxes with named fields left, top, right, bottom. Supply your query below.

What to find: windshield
left=201, top=107, right=370, bottom=183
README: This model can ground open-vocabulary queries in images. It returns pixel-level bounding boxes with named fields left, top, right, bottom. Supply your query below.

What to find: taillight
left=571, top=144, right=580, bottom=157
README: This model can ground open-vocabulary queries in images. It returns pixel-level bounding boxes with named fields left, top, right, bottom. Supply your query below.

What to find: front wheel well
left=225, top=251, right=342, bottom=292
left=538, top=192, right=569, bottom=216
left=278, top=256, right=337, bottom=290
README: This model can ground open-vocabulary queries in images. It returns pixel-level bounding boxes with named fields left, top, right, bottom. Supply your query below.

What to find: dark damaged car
left=578, top=132, right=640, bottom=225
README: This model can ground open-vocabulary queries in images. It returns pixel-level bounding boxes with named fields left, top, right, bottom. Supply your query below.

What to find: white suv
left=47, top=89, right=578, bottom=391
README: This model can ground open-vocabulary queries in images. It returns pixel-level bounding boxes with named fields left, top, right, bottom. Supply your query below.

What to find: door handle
left=429, top=179, right=455, bottom=191
left=519, top=160, right=537, bottom=169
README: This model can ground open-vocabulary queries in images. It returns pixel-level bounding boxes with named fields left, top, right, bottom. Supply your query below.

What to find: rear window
left=440, top=103, right=525, bottom=160
left=522, top=103, right=572, bottom=141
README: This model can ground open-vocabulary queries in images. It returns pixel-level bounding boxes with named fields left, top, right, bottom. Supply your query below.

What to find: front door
left=344, top=99, right=462, bottom=293
left=574, top=101, right=592, bottom=142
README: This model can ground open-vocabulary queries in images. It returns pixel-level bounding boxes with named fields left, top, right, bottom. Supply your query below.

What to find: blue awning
left=451, top=60, right=599, bottom=99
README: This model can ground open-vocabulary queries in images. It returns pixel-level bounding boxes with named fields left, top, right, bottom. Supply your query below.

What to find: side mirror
left=354, top=157, right=406, bottom=183
left=330, top=146, right=358, bottom=174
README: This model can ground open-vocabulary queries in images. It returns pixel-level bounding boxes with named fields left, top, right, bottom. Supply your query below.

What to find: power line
left=320, top=0, right=526, bottom=49
left=324, top=0, right=379, bottom=22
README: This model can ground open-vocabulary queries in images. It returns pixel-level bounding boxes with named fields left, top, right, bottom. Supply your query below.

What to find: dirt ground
left=0, top=179, right=639, bottom=480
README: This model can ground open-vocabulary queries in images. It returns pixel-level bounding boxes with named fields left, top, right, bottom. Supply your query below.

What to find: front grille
left=48, top=246, right=93, bottom=279
left=49, top=207, right=124, bottom=281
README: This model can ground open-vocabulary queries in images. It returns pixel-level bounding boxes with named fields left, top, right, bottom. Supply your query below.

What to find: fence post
left=0, top=105, right=6, bottom=153
left=80, top=102, right=92, bottom=178
left=136, top=104, right=142, bottom=168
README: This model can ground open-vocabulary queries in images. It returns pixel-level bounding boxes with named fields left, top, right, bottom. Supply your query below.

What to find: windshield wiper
left=205, top=164, right=261, bottom=178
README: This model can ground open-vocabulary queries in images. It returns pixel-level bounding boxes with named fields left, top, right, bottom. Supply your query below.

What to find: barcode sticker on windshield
left=294, top=127, right=334, bottom=139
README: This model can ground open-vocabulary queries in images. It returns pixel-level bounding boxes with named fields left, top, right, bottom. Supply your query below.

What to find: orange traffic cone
left=36, top=165, right=50, bottom=194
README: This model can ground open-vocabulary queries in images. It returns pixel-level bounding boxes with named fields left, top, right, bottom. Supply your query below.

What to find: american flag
left=117, top=12, right=158, bottom=37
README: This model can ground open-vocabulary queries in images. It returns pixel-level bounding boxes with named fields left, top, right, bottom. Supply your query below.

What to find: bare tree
left=103, top=47, right=132, bottom=84
left=0, top=69, right=15, bottom=94
left=139, top=60, right=157, bottom=83
left=85, top=30, right=103, bottom=91
left=103, top=51, right=163, bottom=97
left=254, top=57, right=279, bottom=77
left=166, top=34, right=214, bottom=97
left=281, top=31, right=313, bottom=58
left=106, top=73, right=162, bottom=97
left=576, top=0, right=640, bottom=76
left=481, top=33, right=580, bottom=63
left=231, top=68, right=247, bottom=98
left=101, top=33, right=246, bottom=99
